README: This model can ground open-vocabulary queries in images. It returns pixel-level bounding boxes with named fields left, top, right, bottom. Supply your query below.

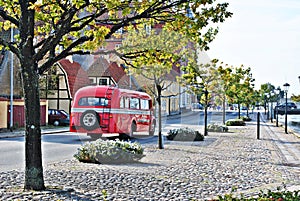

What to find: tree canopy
left=0, top=0, right=232, bottom=190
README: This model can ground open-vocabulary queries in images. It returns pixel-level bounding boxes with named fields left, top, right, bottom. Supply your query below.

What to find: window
left=98, top=78, right=108, bottom=85
left=78, top=97, right=108, bottom=106
left=124, top=97, right=130, bottom=109
left=89, top=78, right=96, bottom=85
left=115, top=44, right=122, bottom=49
left=140, top=99, right=149, bottom=110
left=115, top=28, right=123, bottom=34
left=130, top=98, right=140, bottom=109
left=120, top=97, right=124, bottom=108
left=145, top=25, right=151, bottom=35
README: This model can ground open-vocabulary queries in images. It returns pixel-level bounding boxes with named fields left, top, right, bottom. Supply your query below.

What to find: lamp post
left=270, top=92, right=274, bottom=123
left=204, top=89, right=209, bottom=136
left=283, top=83, right=290, bottom=134
left=274, top=88, right=280, bottom=127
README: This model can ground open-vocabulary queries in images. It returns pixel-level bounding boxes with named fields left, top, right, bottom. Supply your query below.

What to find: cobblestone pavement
left=0, top=121, right=299, bottom=200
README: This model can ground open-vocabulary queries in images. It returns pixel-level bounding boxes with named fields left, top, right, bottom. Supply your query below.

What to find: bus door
left=118, top=96, right=130, bottom=133
left=139, top=99, right=151, bottom=131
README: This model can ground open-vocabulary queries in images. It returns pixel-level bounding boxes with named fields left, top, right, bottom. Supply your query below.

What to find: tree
left=258, top=83, right=276, bottom=114
left=217, top=64, right=255, bottom=119
left=0, top=0, right=231, bottom=190
left=120, top=28, right=191, bottom=149
left=180, top=59, right=219, bottom=134
left=216, top=62, right=234, bottom=124
left=291, top=94, right=300, bottom=102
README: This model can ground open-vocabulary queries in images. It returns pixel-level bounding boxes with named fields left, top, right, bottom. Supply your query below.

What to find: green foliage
left=214, top=188, right=300, bottom=201
left=74, top=139, right=144, bottom=164
left=218, top=64, right=255, bottom=107
left=291, top=94, right=300, bottom=103
left=225, top=119, right=246, bottom=126
left=0, top=0, right=232, bottom=189
left=166, top=127, right=204, bottom=141
left=207, top=123, right=228, bottom=132
left=240, top=116, right=252, bottom=122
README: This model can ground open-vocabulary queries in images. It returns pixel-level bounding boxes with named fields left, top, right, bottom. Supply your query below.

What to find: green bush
left=207, top=123, right=228, bottom=132
left=215, top=189, right=300, bottom=200
left=74, top=139, right=144, bottom=164
left=166, top=127, right=204, bottom=141
left=240, top=116, right=252, bottom=121
left=225, top=119, right=246, bottom=126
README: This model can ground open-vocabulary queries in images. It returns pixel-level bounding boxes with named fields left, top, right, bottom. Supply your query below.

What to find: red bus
left=70, top=85, right=156, bottom=139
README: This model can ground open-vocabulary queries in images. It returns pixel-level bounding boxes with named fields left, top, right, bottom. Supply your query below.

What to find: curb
left=0, top=128, right=69, bottom=139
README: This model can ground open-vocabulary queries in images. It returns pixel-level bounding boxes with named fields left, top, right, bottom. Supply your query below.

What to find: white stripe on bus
left=71, top=108, right=151, bottom=115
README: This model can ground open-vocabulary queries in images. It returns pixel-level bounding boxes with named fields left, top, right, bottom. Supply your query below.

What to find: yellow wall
left=0, top=99, right=48, bottom=129
left=0, top=101, right=8, bottom=128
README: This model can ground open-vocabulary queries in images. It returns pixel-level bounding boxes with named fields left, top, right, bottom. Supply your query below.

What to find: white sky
left=207, top=0, right=300, bottom=96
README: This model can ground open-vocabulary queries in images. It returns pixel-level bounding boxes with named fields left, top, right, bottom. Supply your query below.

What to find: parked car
left=191, top=103, right=204, bottom=110
left=48, top=109, right=70, bottom=126
left=274, top=102, right=297, bottom=110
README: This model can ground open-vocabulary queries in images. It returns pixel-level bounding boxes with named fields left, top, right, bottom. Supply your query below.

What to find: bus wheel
left=80, top=110, right=100, bottom=131
left=119, top=133, right=130, bottom=140
left=129, top=122, right=136, bottom=137
left=88, top=134, right=102, bottom=141
left=149, top=120, right=156, bottom=136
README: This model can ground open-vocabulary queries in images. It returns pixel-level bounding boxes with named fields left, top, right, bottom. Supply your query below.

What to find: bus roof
left=74, top=85, right=152, bottom=99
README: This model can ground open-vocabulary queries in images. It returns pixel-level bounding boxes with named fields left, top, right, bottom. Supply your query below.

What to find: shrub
left=207, top=123, right=228, bottom=132
left=74, top=139, right=144, bottom=164
left=166, top=127, right=204, bottom=141
left=240, top=116, right=252, bottom=121
left=225, top=119, right=246, bottom=126
left=214, top=189, right=300, bottom=200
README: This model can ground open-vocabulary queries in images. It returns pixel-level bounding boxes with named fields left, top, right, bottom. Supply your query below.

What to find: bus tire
left=88, top=134, right=102, bottom=140
left=129, top=122, right=136, bottom=137
left=149, top=120, right=156, bottom=136
left=80, top=110, right=100, bottom=131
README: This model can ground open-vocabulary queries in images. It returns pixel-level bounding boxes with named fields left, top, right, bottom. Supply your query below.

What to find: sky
left=207, top=0, right=300, bottom=96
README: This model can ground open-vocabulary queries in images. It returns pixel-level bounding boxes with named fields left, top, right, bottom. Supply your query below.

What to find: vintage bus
left=70, top=85, right=156, bottom=139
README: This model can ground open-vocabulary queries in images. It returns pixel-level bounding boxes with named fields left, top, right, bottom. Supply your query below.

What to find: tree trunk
left=156, top=84, right=163, bottom=149
left=204, top=90, right=208, bottom=136
left=238, top=102, right=241, bottom=119
left=18, top=2, right=45, bottom=190
left=222, top=98, right=226, bottom=125
left=22, top=61, right=45, bottom=190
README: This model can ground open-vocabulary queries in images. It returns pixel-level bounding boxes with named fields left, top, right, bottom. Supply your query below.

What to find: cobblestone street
left=0, top=122, right=299, bottom=200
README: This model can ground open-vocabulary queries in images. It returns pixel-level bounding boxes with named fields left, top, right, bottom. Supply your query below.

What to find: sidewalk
left=0, top=126, right=69, bottom=138
left=0, top=112, right=299, bottom=200
left=255, top=114, right=300, bottom=191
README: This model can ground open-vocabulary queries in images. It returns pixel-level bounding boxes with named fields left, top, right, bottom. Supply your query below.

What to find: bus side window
left=78, top=98, right=88, bottom=106
left=140, top=99, right=149, bottom=110
left=120, top=97, right=124, bottom=108
left=124, top=97, right=129, bottom=109
left=99, top=98, right=108, bottom=106
left=130, top=98, right=140, bottom=109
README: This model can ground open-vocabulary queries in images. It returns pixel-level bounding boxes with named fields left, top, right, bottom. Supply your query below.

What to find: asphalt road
left=0, top=133, right=90, bottom=171
left=0, top=110, right=248, bottom=172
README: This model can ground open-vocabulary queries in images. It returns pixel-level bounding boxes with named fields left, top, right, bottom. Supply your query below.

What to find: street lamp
left=270, top=92, right=274, bottom=123
left=274, top=88, right=280, bottom=127
left=204, top=89, right=209, bottom=136
left=283, top=83, right=290, bottom=134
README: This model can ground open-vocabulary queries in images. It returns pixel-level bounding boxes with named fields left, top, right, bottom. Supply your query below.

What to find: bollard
left=257, top=112, right=260, bottom=139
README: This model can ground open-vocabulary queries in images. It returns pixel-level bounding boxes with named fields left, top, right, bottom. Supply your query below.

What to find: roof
left=58, top=59, right=90, bottom=97
left=86, top=56, right=110, bottom=76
